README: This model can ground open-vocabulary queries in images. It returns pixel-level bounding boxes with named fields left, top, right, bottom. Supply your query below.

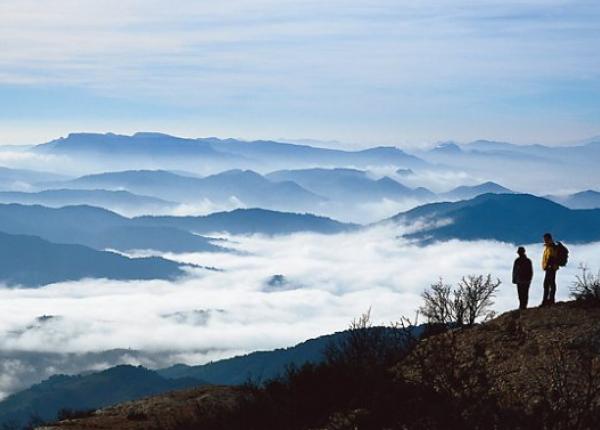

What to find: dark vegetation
left=12, top=270, right=600, bottom=429
left=164, top=272, right=600, bottom=430
left=571, top=265, right=600, bottom=304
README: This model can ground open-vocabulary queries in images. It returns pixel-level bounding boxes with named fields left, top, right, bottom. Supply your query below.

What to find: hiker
left=541, top=233, right=558, bottom=306
left=512, top=246, right=533, bottom=310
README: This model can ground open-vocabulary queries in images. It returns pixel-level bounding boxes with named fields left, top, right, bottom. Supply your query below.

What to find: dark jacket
left=513, top=256, right=533, bottom=284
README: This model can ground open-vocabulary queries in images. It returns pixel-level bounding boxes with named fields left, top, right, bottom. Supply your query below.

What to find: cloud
left=1, top=0, right=599, bottom=145
left=0, top=224, right=597, bottom=397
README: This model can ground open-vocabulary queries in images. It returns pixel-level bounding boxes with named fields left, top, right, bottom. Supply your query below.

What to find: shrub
left=571, top=265, right=600, bottom=304
left=420, top=275, right=501, bottom=327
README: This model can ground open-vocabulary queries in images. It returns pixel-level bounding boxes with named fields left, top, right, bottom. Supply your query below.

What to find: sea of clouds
left=0, top=223, right=598, bottom=397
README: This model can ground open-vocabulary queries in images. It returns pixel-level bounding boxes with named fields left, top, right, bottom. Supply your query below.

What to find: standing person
left=512, top=246, right=533, bottom=310
left=541, top=233, right=558, bottom=306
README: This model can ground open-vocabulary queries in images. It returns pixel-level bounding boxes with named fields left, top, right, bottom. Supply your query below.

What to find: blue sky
left=1, top=0, right=599, bottom=148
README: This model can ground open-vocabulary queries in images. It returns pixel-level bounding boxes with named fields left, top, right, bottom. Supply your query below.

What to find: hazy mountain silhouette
left=0, top=365, right=203, bottom=427
left=390, top=193, right=600, bottom=244
left=35, top=132, right=230, bottom=159
left=134, top=208, right=356, bottom=235
left=0, top=166, right=68, bottom=191
left=440, top=181, right=514, bottom=201
left=0, top=204, right=226, bottom=253
left=0, top=189, right=176, bottom=216
left=33, top=132, right=429, bottom=169
left=266, top=168, right=434, bottom=202
left=0, top=231, right=187, bottom=287
left=546, top=190, right=600, bottom=209
left=49, top=169, right=325, bottom=211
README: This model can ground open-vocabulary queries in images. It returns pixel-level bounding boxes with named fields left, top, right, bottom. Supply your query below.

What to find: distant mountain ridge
left=0, top=189, right=176, bottom=216
left=439, top=181, right=514, bottom=201
left=546, top=190, right=600, bottom=209
left=266, top=168, right=434, bottom=202
left=0, top=231, right=187, bottom=287
left=46, top=169, right=325, bottom=212
left=0, top=203, right=225, bottom=254
left=390, top=193, right=600, bottom=244
left=33, top=132, right=429, bottom=169
left=135, top=208, right=356, bottom=235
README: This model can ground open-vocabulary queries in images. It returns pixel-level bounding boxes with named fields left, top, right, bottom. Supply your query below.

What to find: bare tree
left=571, top=264, right=600, bottom=304
left=420, top=275, right=501, bottom=327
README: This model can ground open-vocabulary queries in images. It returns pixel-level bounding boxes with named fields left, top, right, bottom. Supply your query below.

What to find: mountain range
left=0, top=365, right=203, bottom=427
left=0, top=204, right=225, bottom=254
left=34, top=132, right=428, bottom=170
left=0, top=330, right=356, bottom=427
left=266, top=168, right=434, bottom=202
left=0, top=231, right=187, bottom=287
left=391, top=193, right=600, bottom=244
left=546, top=190, right=600, bottom=209
left=134, top=208, right=356, bottom=235
left=45, top=169, right=326, bottom=212
left=0, top=189, right=176, bottom=216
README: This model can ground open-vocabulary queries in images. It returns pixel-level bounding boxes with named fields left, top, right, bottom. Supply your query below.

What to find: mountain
left=266, top=168, right=435, bottom=202
left=35, top=132, right=227, bottom=158
left=33, top=132, right=429, bottom=170
left=157, top=331, right=353, bottom=385
left=0, top=231, right=187, bottom=287
left=0, top=189, right=176, bottom=216
left=0, top=204, right=226, bottom=253
left=390, top=193, right=600, bottom=244
left=0, top=365, right=203, bottom=428
left=0, top=328, right=414, bottom=428
left=134, top=208, right=356, bottom=235
left=210, top=138, right=428, bottom=168
left=0, top=167, right=68, bottom=191
left=50, top=169, right=325, bottom=211
left=546, top=190, right=600, bottom=209
left=39, top=302, right=600, bottom=430
left=439, top=181, right=514, bottom=201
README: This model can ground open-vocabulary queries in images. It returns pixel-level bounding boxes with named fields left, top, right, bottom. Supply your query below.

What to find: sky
left=1, top=224, right=598, bottom=397
left=1, top=0, right=600, bottom=147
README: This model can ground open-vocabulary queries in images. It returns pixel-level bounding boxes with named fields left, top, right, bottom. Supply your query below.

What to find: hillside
left=0, top=366, right=203, bottom=428
left=0, top=189, right=177, bottom=216
left=0, top=203, right=227, bottom=253
left=391, top=193, right=600, bottom=244
left=38, top=302, right=600, bottom=430
left=0, top=231, right=187, bottom=287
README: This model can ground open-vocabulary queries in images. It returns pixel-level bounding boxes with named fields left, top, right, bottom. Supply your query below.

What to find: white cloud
left=0, top=224, right=597, bottom=397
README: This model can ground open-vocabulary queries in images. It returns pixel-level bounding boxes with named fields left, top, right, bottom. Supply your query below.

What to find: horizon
left=3, top=129, right=600, bottom=151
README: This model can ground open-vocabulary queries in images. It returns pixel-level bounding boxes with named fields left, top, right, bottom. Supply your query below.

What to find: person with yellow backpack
left=541, top=233, right=569, bottom=306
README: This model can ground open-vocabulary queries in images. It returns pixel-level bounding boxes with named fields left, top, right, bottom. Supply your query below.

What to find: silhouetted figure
left=512, top=246, right=533, bottom=310
left=541, top=233, right=558, bottom=306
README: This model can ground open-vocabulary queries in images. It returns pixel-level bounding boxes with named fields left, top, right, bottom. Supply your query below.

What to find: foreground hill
left=391, top=193, right=600, bottom=244
left=0, top=331, right=353, bottom=428
left=38, top=302, right=600, bottom=429
left=0, top=231, right=187, bottom=287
